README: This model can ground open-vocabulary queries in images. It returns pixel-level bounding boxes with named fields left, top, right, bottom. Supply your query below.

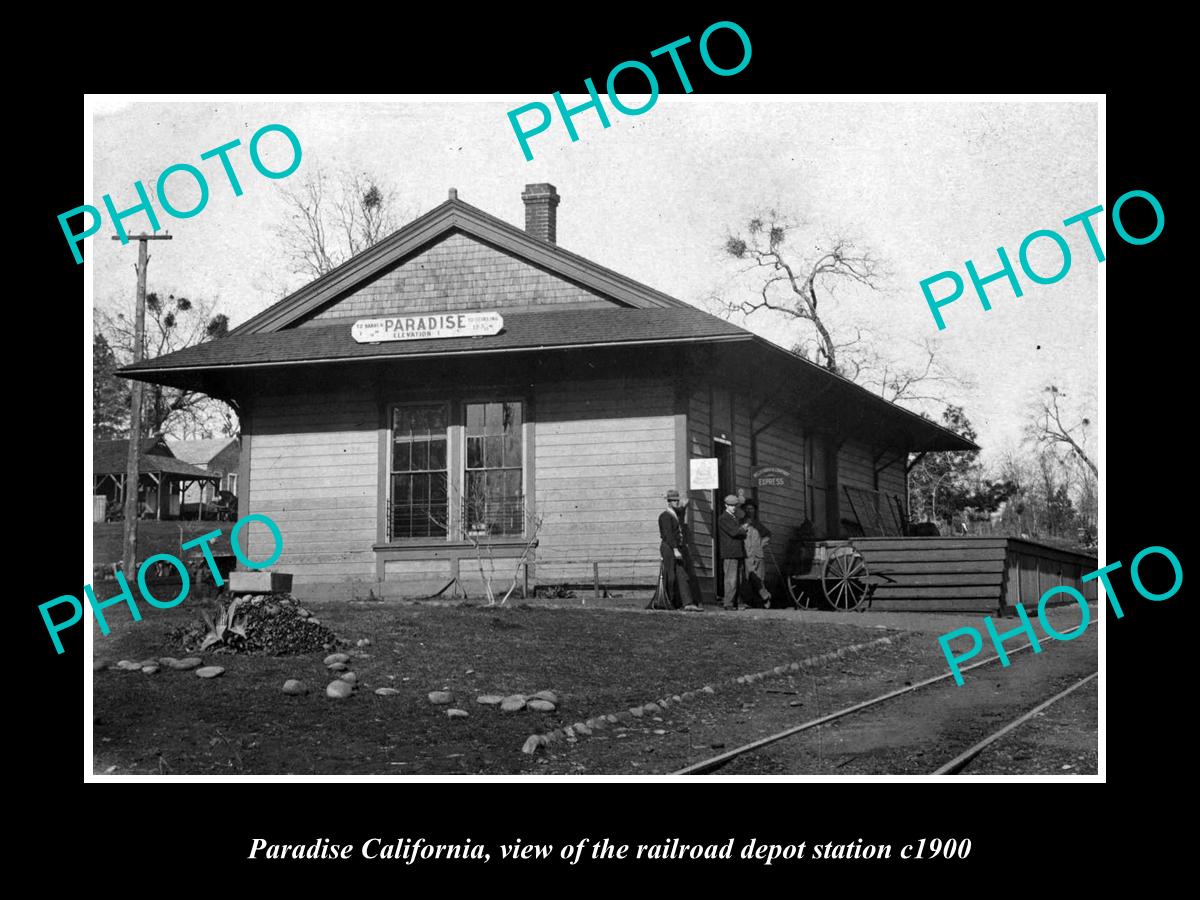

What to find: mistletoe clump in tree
left=93, top=292, right=236, bottom=440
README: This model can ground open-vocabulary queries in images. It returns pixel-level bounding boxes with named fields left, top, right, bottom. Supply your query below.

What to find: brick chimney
left=521, top=183, right=560, bottom=244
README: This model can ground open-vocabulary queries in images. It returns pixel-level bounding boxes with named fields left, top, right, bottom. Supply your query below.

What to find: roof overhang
left=121, top=331, right=973, bottom=454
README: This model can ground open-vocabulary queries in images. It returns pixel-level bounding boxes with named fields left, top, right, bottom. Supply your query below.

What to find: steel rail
left=931, top=671, right=1098, bottom=775
left=671, top=607, right=1099, bottom=776
left=672, top=639, right=1043, bottom=775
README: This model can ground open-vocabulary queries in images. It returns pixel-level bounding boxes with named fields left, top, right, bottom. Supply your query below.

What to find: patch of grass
left=93, top=601, right=892, bottom=775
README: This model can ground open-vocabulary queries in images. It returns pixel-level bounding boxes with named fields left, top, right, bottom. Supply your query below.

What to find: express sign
left=351, top=312, right=504, bottom=343
left=753, top=466, right=791, bottom=488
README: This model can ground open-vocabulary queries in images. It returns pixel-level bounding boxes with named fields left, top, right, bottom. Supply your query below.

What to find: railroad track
left=931, top=671, right=1097, bottom=774
left=673, top=625, right=1098, bottom=776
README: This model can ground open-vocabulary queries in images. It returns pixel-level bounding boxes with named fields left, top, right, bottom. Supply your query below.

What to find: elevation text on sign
left=351, top=312, right=505, bottom=343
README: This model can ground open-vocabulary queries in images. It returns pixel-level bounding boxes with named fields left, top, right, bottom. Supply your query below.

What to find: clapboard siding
left=681, top=388, right=812, bottom=597
left=686, top=388, right=715, bottom=579
left=855, top=536, right=1098, bottom=613
left=838, top=439, right=877, bottom=492
left=733, top=403, right=752, bottom=491
left=247, top=390, right=379, bottom=588
left=748, top=400, right=808, bottom=591
left=878, top=458, right=907, bottom=516
left=302, top=231, right=618, bottom=324
left=534, top=378, right=675, bottom=583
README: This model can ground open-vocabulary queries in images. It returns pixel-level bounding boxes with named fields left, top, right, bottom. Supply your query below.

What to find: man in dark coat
left=717, top=493, right=748, bottom=609
left=657, top=489, right=694, bottom=609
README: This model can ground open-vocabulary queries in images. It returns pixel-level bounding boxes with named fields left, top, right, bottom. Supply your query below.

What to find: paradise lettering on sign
left=937, top=544, right=1182, bottom=685
left=351, top=312, right=504, bottom=343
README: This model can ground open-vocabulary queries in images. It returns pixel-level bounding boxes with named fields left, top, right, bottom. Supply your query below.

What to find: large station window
left=464, top=401, right=524, bottom=536
left=390, top=405, right=448, bottom=539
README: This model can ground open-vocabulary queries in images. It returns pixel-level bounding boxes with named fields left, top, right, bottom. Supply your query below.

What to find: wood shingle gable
left=232, top=195, right=694, bottom=337
left=298, top=231, right=618, bottom=326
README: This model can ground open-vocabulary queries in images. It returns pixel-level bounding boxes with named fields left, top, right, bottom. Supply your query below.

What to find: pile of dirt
left=170, top=594, right=344, bottom=656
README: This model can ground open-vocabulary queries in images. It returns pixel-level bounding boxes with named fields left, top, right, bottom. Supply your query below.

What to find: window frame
left=386, top=401, right=452, bottom=542
left=380, top=393, right=532, bottom=546
left=462, top=398, right=527, bottom=539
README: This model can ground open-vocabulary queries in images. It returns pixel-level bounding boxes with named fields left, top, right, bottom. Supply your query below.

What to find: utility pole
left=112, top=233, right=172, bottom=577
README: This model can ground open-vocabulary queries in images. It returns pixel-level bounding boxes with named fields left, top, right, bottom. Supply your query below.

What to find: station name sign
left=351, top=311, right=504, bottom=343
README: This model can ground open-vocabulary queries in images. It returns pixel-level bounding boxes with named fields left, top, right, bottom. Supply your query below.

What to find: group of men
left=655, top=489, right=773, bottom=611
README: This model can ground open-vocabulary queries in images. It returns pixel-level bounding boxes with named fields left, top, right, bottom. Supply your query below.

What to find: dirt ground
left=90, top=594, right=1099, bottom=776
left=92, top=597, right=892, bottom=775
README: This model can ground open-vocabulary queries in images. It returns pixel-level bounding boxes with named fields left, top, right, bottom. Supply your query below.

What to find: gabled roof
left=124, top=307, right=746, bottom=374
left=93, top=438, right=221, bottom=479
left=230, top=195, right=691, bottom=336
left=118, top=190, right=978, bottom=455
left=166, top=437, right=239, bottom=465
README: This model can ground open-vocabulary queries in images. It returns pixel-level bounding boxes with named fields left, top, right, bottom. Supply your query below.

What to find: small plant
left=198, top=596, right=248, bottom=651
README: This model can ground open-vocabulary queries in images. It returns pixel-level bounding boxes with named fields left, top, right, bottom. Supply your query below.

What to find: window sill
left=374, top=538, right=529, bottom=551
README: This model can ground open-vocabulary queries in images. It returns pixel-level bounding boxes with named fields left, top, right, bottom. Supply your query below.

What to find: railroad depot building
left=121, top=184, right=974, bottom=602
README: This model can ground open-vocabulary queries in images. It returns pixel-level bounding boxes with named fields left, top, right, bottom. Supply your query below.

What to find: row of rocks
left=324, top=652, right=356, bottom=699
left=106, top=657, right=223, bottom=678
left=519, top=636, right=898, bottom=754
left=429, top=689, right=558, bottom=714
left=274, top=646, right=374, bottom=700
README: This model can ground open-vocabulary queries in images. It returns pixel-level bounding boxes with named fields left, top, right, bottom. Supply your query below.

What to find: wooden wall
left=838, top=439, right=877, bottom=492
left=245, top=389, right=379, bottom=590
left=534, top=378, right=676, bottom=585
left=877, top=458, right=907, bottom=506
left=302, top=232, right=617, bottom=324
left=747, top=400, right=809, bottom=588
left=856, top=536, right=1098, bottom=613
left=686, top=387, right=716, bottom=583
left=1003, top=538, right=1100, bottom=611
left=685, top=386, right=809, bottom=597
left=836, top=439, right=908, bottom=532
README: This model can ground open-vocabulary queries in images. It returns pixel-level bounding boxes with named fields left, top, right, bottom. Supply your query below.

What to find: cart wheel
left=786, top=576, right=815, bottom=609
left=823, top=546, right=870, bottom=611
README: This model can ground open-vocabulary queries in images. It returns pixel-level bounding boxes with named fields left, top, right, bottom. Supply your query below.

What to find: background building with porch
left=167, top=437, right=241, bottom=512
left=93, top=436, right=222, bottom=522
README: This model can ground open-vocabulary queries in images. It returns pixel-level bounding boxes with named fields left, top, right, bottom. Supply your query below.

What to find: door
left=712, top=438, right=734, bottom=599
left=808, top=436, right=827, bottom=538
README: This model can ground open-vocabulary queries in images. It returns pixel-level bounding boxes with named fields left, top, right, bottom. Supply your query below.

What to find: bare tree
left=427, top=476, right=543, bottom=607
left=1030, top=385, right=1097, bottom=477
left=716, top=210, right=965, bottom=417
left=987, top=441, right=1093, bottom=547
left=95, top=295, right=236, bottom=440
left=720, top=210, right=884, bottom=374
left=850, top=336, right=968, bottom=415
left=276, top=168, right=406, bottom=282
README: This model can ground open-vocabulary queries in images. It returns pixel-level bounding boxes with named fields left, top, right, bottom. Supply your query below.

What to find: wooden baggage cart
left=778, top=539, right=895, bottom=611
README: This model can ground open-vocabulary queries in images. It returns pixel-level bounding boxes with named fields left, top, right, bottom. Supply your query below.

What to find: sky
left=90, top=98, right=1099, bottom=464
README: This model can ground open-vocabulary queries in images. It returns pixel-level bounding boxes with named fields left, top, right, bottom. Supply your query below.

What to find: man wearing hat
left=742, top=499, right=774, bottom=608
left=717, top=494, right=749, bottom=609
left=658, top=489, right=694, bottom=609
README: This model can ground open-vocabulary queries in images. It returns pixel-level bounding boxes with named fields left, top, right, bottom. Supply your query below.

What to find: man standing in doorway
left=718, top=494, right=748, bottom=610
left=657, top=489, right=694, bottom=609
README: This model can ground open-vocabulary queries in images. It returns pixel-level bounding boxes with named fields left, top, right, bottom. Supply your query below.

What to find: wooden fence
left=856, top=536, right=1098, bottom=615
